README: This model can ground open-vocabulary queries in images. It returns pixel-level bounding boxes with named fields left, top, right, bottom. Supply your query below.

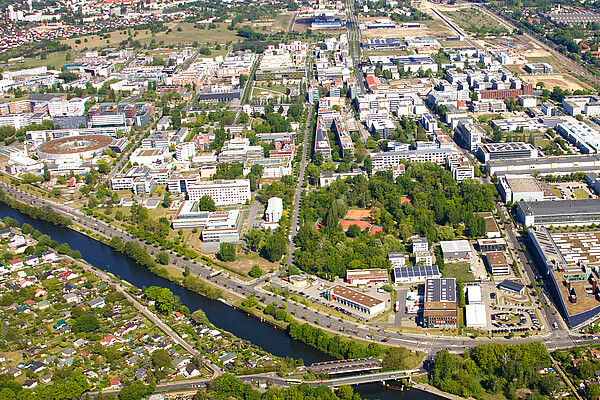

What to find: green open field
left=271, top=12, right=294, bottom=32
left=442, top=262, right=475, bottom=283
left=574, top=188, right=590, bottom=199
left=444, top=8, right=510, bottom=37
left=61, top=22, right=241, bottom=51
left=4, top=52, right=72, bottom=71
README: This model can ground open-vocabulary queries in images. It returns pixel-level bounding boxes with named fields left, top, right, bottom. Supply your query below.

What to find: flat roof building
left=187, top=179, right=251, bottom=206
left=517, top=198, right=600, bottom=227
left=477, top=238, right=507, bottom=252
left=484, top=251, right=510, bottom=276
left=486, top=154, right=600, bottom=176
left=265, top=197, right=283, bottom=223
left=467, top=285, right=482, bottom=305
left=477, top=142, right=538, bottom=163
left=412, top=237, right=429, bottom=253
left=423, top=278, right=457, bottom=328
left=440, top=240, right=472, bottom=261
left=345, top=269, right=389, bottom=285
left=528, top=227, right=600, bottom=327
left=393, top=265, right=441, bottom=283
left=498, top=279, right=525, bottom=294
left=498, top=175, right=553, bottom=203
left=556, top=120, right=600, bottom=154
left=388, top=252, right=406, bottom=268
left=201, top=210, right=241, bottom=243
left=465, top=304, right=487, bottom=328
left=327, top=285, right=385, bottom=316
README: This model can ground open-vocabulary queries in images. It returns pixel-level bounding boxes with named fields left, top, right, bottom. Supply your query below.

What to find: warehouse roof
left=440, top=240, right=471, bottom=253
left=518, top=199, right=600, bottom=217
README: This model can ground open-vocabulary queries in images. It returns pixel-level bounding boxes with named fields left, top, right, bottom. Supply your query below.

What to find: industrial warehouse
left=517, top=199, right=600, bottom=226
left=529, top=227, right=600, bottom=327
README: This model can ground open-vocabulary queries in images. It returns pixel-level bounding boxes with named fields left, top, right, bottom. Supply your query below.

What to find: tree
left=145, top=286, right=176, bottom=313
left=43, top=164, right=50, bottom=181
left=184, top=265, right=190, bottom=277
left=249, top=264, right=262, bottom=278
left=71, top=250, right=82, bottom=259
left=245, top=229, right=263, bottom=252
left=219, top=242, right=236, bottom=262
left=346, top=224, right=362, bottom=238
left=71, top=314, right=100, bottom=334
left=198, top=195, right=216, bottom=212
left=363, top=155, right=373, bottom=176
left=118, top=381, right=154, bottom=400
left=191, top=309, right=208, bottom=325
left=162, top=192, right=172, bottom=208
left=156, top=251, right=170, bottom=265
left=262, top=231, right=287, bottom=262
left=57, top=243, right=71, bottom=254
left=457, top=278, right=465, bottom=308
left=152, top=349, right=172, bottom=370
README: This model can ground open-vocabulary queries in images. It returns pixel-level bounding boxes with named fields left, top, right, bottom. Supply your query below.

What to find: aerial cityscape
left=3, top=0, right=600, bottom=398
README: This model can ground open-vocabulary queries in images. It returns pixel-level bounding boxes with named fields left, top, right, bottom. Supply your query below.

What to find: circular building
left=37, top=135, right=114, bottom=164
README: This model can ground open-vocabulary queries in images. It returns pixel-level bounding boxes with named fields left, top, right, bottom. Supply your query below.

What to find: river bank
left=0, top=198, right=448, bottom=400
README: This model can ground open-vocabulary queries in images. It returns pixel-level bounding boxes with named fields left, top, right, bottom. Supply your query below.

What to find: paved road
left=346, top=0, right=365, bottom=93
left=0, top=183, right=594, bottom=355
left=286, top=104, right=312, bottom=268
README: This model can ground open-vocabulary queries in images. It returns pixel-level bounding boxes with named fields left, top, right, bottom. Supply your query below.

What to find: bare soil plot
left=520, top=74, right=592, bottom=91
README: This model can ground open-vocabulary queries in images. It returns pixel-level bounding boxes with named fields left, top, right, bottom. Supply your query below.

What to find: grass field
left=442, top=262, right=475, bottom=283
left=271, top=12, right=293, bottom=32
left=574, top=188, right=590, bottom=199
left=62, top=22, right=241, bottom=51
left=4, top=52, right=71, bottom=71
left=445, top=8, right=510, bottom=37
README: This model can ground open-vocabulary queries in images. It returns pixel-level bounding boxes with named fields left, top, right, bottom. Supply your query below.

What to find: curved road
left=0, top=183, right=593, bottom=357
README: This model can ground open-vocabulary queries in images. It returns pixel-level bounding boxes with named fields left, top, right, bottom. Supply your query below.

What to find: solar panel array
left=394, top=265, right=440, bottom=280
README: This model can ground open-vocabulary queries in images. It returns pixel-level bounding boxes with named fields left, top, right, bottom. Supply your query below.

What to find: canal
left=0, top=202, right=441, bottom=400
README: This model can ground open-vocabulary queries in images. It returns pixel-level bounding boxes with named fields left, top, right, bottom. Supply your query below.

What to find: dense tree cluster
left=294, top=164, right=496, bottom=278
left=0, top=190, right=72, bottom=227
left=202, top=374, right=361, bottom=400
left=288, top=322, right=381, bottom=360
left=433, top=342, right=555, bottom=399
left=144, top=286, right=177, bottom=314
left=0, top=369, right=90, bottom=399
left=182, top=275, right=223, bottom=300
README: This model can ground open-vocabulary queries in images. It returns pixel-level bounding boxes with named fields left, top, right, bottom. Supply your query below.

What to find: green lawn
left=422, top=20, right=453, bottom=33
left=442, top=262, right=475, bottom=283
left=574, top=188, right=590, bottom=199
left=271, top=12, right=294, bottom=32
left=4, top=52, right=71, bottom=71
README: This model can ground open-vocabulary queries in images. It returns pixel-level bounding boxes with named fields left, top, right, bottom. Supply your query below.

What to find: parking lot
left=286, top=278, right=393, bottom=321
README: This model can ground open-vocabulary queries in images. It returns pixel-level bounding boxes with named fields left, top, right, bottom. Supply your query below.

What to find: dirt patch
left=224, top=255, right=278, bottom=276
left=360, top=14, right=451, bottom=39
left=520, top=74, right=591, bottom=91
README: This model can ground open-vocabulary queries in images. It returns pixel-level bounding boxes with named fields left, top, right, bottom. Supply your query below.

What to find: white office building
left=187, top=179, right=251, bottom=206
left=175, top=142, right=196, bottom=161
left=265, top=197, right=283, bottom=223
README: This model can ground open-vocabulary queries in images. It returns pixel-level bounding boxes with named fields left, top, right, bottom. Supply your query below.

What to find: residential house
left=183, top=363, right=200, bottom=378
left=88, top=297, right=105, bottom=309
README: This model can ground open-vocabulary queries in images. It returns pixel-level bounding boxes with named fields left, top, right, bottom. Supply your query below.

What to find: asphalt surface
left=0, top=182, right=596, bottom=363
left=286, top=104, right=312, bottom=268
